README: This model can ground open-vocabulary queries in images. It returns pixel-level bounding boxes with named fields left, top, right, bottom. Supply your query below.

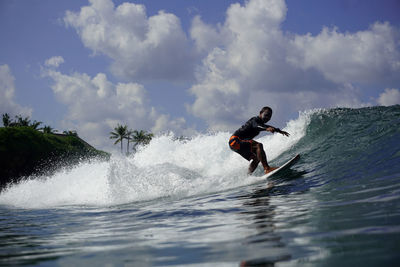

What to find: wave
left=295, top=105, right=400, bottom=166
left=1, top=105, right=399, bottom=209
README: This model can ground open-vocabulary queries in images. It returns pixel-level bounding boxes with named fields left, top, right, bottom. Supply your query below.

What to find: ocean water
left=0, top=105, right=399, bottom=266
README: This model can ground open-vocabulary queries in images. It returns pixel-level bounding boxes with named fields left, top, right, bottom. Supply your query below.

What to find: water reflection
left=236, top=183, right=288, bottom=266
left=237, top=168, right=307, bottom=266
left=0, top=208, right=70, bottom=265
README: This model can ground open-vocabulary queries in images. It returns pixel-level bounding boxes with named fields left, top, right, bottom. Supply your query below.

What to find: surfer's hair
left=260, top=106, right=272, bottom=115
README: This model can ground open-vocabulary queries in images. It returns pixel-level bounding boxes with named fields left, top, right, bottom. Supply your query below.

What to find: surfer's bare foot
left=264, top=167, right=278, bottom=174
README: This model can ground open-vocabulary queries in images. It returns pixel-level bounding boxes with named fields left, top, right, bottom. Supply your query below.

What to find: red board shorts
left=228, top=135, right=255, bottom=161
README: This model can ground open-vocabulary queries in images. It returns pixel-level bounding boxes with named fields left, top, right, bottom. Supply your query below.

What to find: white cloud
left=377, top=88, right=400, bottom=106
left=191, top=16, right=224, bottom=53
left=45, top=56, right=65, bottom=68
left=0, top=64, right=32, bottom=118
left=289, top=22, right=400, bottom=84
left=186, top=0, right=400, bottom=130
left=60, top=0, right=400, bottom=133
left=64, top=0, right=195, bottom=81
left=42, top=63, right=189, bottom=150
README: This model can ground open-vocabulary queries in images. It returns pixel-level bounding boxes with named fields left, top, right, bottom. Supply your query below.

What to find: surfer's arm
left=255, top=120, right=290, bottom=137
left=257, top=124, right=274, bottom=133
left=256, top=125, right=271, bottom=131
left=259, top=125, right=290, bottom=137
left=272, top=127, right=290, bottom=137
left=276, top=128, right=290, bottom=137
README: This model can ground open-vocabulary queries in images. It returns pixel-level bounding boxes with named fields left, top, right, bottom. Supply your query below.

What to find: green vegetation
left=110, top=124, right=154, bottom=154
left=131, top=130, right=154, bottom=149
left=3, top=113, right=43, bottom=129
left=2, top=113, right=55, bottom=133
left=0, top=113, right=110, bottom=189
left=110, top=124, right=128, bottom=153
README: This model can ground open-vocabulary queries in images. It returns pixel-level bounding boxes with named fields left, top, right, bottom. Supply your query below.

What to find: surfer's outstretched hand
left=280, top=130, right=290, bottom=137
left=266, top=127, right=290, bottom=137
left=276, top=128, right=290, bottom=137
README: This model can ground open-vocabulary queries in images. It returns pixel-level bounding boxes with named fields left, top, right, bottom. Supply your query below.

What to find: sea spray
left=0, top=111, right=313, bottom=208
left=0, top=159, right=111, bottom=208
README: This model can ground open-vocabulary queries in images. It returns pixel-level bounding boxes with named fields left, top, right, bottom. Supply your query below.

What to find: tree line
left=2, top=113, right=153, bottom=154
left=109, top=124, right=153, bottom=154
left=2, top=113, right=78, bottom=136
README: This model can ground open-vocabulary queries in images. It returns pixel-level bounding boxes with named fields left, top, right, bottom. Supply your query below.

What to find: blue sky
left=1, top=0, right=400, bottom=151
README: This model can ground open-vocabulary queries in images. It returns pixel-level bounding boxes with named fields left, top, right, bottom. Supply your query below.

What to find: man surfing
left=229, top=106, right=290, bottom=175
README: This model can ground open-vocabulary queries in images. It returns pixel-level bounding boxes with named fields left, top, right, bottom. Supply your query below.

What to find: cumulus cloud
left=187, top=0, right=400, bottom=130
left=191, top=16, right=224, bottom=54
left=377, top=88, right=400, bottom=106
left=42, top=59, right=189, bottom=150
left=0, top=64, right=32, bottom=118
left=60, top=0, right=400, bottom=132
left=45, top=56, right=65, bottom=68
left=289, top=22, right=400, bottom=84
left=64, top=0, right=195, bottom=81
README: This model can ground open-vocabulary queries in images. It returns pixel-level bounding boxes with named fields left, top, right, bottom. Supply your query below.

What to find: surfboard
left=262, top=154, right=300, bottom=179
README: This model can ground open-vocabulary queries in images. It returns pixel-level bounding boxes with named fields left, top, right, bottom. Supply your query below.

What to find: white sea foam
left=0, top=111, right=313, bottom=209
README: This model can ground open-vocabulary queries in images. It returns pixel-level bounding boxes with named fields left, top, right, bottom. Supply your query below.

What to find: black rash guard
left=233, top=116, right=272, bottom=140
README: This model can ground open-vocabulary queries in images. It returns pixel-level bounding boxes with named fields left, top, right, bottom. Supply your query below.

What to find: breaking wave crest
left=0, top=109, right=313, bottom=208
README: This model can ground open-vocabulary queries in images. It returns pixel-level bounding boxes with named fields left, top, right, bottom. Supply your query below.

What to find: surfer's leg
left=252, top=142, right=273, bottom=173
left=248, top=157, right=259, bottom=174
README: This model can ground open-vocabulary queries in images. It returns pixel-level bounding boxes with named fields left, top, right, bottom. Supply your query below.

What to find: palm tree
left=131, top=130, right=154, bottom=152
left=12, top=115, right=42, bottom=129
left=15, top=115, right=31, bottom=126
left=2, top=113, right=11, bottom=127
left=110, top=124, right=128, bottom=153
left=29, top=120, right=42, bottom=130
left=43, top=125, right=56, bottom=134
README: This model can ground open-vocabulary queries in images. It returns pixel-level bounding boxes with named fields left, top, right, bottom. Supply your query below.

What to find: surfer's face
left=261, top=110, right=272, bottom=122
